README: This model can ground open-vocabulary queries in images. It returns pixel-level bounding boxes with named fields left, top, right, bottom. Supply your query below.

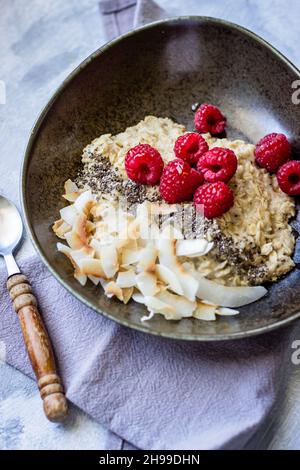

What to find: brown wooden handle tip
left=7, top=274, right=69, bottom=423
left=43, top=393, right=68, bottom=423
left=39, top=374, right=68, bottom=422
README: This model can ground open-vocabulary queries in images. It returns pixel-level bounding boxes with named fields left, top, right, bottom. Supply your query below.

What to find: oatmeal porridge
left=52, top=113, right=296, bottom=321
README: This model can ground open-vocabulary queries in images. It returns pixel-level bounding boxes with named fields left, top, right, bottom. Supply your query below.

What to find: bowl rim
left=21, top=15, right=300, bottom=342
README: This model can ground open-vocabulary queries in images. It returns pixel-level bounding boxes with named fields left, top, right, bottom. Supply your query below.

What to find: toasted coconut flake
left=116, top=235, right=133, bottom=250
left=65, top=230, right=94, bottom=255
left=141, top=296, right=176, bottom=318
left=136, top=272, right=159, bottom=297
left=100, top=244, right=118, bottom=278
left=216, top=307, right=239, bottom=316
left=193, top=272, right=267, bottom=308
left=161, top=224, right=184, bottom=240
left=102, top=205, right=118, bottom=234
left=141, top=311, right=155, bottom=322
left=73, top=213, right=89, bottom=245
left=132, top=292, right=145, bottom=304
left=64, top=179, right=79, bottom=194
left=155, top=264, right=183, bottom=296
left=59, top=221, right=72, bottom=236
left=86, top=221, right=95, bottom=233
left=63, top=192, right=80, bottom=202
left=57, top=243, right=83, bottom=276
left=176, top=239, right=213, bottom=257
left=193, top=303, right=217, bottom=321
left=193, top=302, right=217, bottom=321
left=70, top=246, right=95, bottom=267
left=57, top=242, right=92, bottom=272
left=202, top=242, right=214, bottom=256
left=127, top=219, right=140, bottom=240
left=94, top=221, right=108, bottom=238
left=105, top=281, right=123, bottom=301
left=187, top=243, right=214, bottom=258
left=122, top=287, right=134, bottom=304
left=99, top=278, right=109, bottom=291
left=124, top=238, right=138, bottom=251
left=57, top=242, right=72, bottom=253
left=53, top=219, right=64, bottom=236
left=201, top=299, right=217, bottom=306
left=53, top=219, right=71, bottom=239
left=116, top=270, right=136, bottom=288
left=74, top=190, right=95, bottom=215
left=57, top=242, right=75, bottom=264
left=121, top=247, right=141, bottom=266
left=79, top=258, right=106, bottom=278
left=157, top=291, right=196, bottom=318
left=65, top=230, right=85, bottom=250
left=90, top=203, right=105, bottom=219
left=117, top=226, right=138, bottom=250
left=90, top=237, right=114, bottom=256
left=156, top=232, right=199, bottom=301
left=60, top=205, right=78, bottom=226
left=88, top=275, right=101, bottom=286
left=74, top=272, right=87, bottom=286
left=63, top=180, right=80, bottom=201
left=137, top=242, right=157, bottom=273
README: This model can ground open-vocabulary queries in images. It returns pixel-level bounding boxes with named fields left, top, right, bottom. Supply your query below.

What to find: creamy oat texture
left=83, top=116, right=185, bottom=179
left=201, top=135, right=295, bottom=285
left=73, top=115, right=296, bottom=287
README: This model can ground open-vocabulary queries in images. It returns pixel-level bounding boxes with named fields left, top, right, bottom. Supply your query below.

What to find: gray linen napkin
left=0, top=254, right=295, bottom=450
left=0, top=0, right=299, bottom=450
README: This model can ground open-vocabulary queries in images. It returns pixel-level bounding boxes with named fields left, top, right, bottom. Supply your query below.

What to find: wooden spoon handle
left=7, top=273, right=68, bottom=422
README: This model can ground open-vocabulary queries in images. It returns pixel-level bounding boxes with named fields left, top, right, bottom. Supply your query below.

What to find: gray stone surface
left=0, top=362, right=122, bottom=450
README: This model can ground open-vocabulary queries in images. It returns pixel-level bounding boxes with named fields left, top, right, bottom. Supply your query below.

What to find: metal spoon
left=0, top=195, right=68, bottom=422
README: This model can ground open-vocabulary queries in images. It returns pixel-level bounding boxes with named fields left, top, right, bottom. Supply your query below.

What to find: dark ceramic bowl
left=22, top=17, right=300, bottom=341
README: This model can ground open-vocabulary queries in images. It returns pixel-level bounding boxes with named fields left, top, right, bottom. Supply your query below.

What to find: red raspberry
left=194, top=182, right=234, bottom=219
left=277, top=161, right=300, bottom=196
left=194, top=103, right=226, bottom=135
left=174, top=132, right=209, bottom=166
left=125, top=144, right=164, bottom=185
left=255, top=133, right=291, bottom=173
left=197, top=147, right=238, bottom=183
left=159, top=159, right=203, bottom=204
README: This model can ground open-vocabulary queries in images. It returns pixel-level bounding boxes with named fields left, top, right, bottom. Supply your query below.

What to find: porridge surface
left=71, top=116, right=295, bottom=286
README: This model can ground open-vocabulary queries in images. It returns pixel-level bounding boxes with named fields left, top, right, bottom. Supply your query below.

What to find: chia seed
left=75, top=157, right=123, bottom=197
left=76, top=155, right=162, bottom=205
left=122, top=180, right=161, bottom=205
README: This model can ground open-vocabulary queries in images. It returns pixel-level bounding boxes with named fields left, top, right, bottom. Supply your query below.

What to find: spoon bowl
left=0, top=196, right=23, bottom=256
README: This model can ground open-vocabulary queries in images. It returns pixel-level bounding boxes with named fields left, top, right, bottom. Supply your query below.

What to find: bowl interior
left=23, top=17, right=300, bottom=340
